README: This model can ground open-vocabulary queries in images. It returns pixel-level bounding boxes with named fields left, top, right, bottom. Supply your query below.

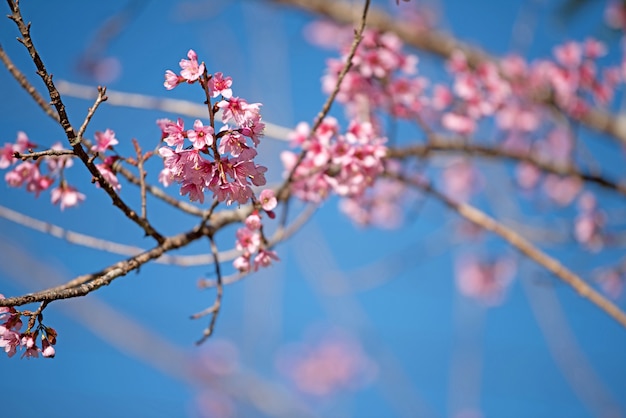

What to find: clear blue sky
left=0, top=1, right=625, bottom=417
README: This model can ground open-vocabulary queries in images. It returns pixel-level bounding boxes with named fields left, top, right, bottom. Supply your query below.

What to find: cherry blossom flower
left=91, top=129, right=119, bottom=153
left=208, top=72, right=233, bottom=99
left=259, top=189, right=277, bottom=211
left=163, top=69, right=181, bottom=90
left=187, top=120, right=214, bottom=150
left=179, top=49, right=204, bottom=82
left=253, top=249, right=279, bottom=270
left=51, top=183, right=86, bottom=210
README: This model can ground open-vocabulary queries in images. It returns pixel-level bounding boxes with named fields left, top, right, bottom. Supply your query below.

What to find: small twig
left=132, top=139, right=148, bottom=219
left=195, top=234, right=223, bottom=345
left=25, top=300, right=48, bottom=331
left=76, top=86, right=108, bottom=143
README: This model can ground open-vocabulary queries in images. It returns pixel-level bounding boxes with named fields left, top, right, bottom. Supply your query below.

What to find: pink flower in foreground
left=179, top=49, right=204, bottom=82
left=259, top=189, right=277, bottom=211
left=51, top=183, right=85, bottom=210
left=208, top=72, right=233, bottom=99
left=91, top=129, right=119, bottom=153
left=187, top=120, right=214, bottom=150
left=164, top=70, right=182, bottom=90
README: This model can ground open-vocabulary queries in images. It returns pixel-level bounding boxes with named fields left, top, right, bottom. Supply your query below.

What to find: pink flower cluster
left=281, top=118, right=387, bottom=202
left=574, top=192, right=605, bottom=251
left=0, top=295, right=57, bottom=359
left=159, top=50, right=268, bottom=205
left=232, top=190, right=279, bottom=273
left=323, top=29, right=422, bottom=120
left=2, top=129, right=121, bottom=210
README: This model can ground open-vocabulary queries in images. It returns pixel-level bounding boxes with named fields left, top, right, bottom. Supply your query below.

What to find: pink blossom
left=0, top=329, right=20, bottom=357
left=208, top=72, right=233, bottom=99
left=442, top=112, right=476, bottom=135
left=179, top=49, right=204, bottom=82
left=51, top=183, right=86, bottom=210
left=0, top=143, right=15, bottom=169
left=95, top=163, right=121, bottom=192
left=259, top=189, right=277, bottom=211
left=91, top=129, right=119, bottom=153
left=46, top=142, right=74, bottom=174
left=160, top=118, right=186, bottom=151
left=253, top=249, right=279, bottom=270
left=187, top=120, right=214, bottom=150
left=235, top=227, right=260, bottom=253
left=455, top=255, right=516, bottom=306
left=218, top=131, right=256, bottom=160
left=276, top=329, right=377, bottom=396
left=13, top=131, right=36, bottom=154
left=554, top=41, right=583, bottom=67
left=543, top=175, right=581, bottom=206
left=217, top=97, right=262, bottom=126
left=41, top=338, right=55, bottom=358
left=164, top=70, right=182, bottom=90
left=245, top=212, right=262, bottom=230
left=20, top=333, right=39, bottom=359
left=233, top=254, right=251, bottom=273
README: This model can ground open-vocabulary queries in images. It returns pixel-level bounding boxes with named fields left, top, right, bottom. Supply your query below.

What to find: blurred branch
left=56, top=80, right=293, bottom=141
left=388, top=171, right=626, bottom=330
left=388, top=138, right=626, bottom=197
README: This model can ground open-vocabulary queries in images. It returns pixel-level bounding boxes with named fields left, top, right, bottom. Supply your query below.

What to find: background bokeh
left=1, top=1, right=625, bottom=417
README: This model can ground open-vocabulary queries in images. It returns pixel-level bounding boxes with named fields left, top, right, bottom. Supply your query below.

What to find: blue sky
left=1, top=1, right=625, bottom=417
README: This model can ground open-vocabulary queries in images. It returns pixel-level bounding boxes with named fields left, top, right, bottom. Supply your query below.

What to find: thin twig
left=195, top=234, right=223, bottom=345
left=77, top=86, right=108, bottom=141
left=14, top=148, right=74, bottom=160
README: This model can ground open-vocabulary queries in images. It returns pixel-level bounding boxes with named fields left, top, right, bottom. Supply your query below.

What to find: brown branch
left=389, top=171, right=626, bottom=330
left=387, top=137, right=626, bottom=197
left=6, top=0, right=165, bottom=244
left=273, top=0, right=626, bottom=146
left=14, top=148, right=74, bottom=160
left=0, top=42, right=59, bottom=123
left=0, top=222, right=212, bottom=308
